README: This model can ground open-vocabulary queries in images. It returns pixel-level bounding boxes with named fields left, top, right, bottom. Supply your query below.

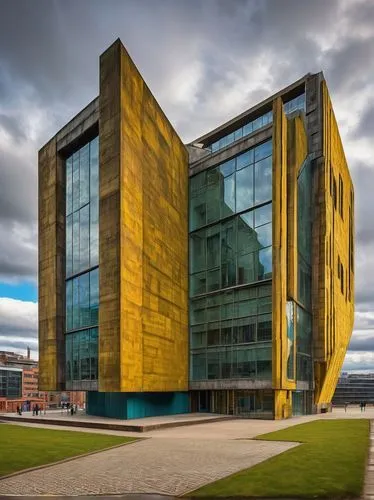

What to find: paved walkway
left=0, top=437, right=297, bottom=496
left=0, top=406, right=372, bottom=496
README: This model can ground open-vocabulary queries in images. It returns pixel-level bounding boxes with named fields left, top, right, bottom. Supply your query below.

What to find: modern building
left=38, top=39, right=354, bottom=419
left=333, top=374, right=374, bottom=405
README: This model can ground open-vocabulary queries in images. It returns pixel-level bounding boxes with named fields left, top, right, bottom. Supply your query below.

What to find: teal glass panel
left=286, top=301, right=295, bottom=380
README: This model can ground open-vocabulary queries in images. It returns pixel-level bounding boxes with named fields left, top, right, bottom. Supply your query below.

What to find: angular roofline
left=190, top=71, right=325, bottom=147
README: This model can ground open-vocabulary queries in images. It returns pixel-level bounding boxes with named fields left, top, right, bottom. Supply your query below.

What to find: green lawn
left=0, top=423, right=137, bottom=477
left=191, top=419, right=369, bottom=498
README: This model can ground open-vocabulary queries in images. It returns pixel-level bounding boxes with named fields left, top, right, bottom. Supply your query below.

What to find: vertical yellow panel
left=272, top=97, right=295, bottom=420
left=287, top=116, right=307, bottom=300
left=314, top=81, right=354, bottom=406
left=98, top=40, right=189, bottom=393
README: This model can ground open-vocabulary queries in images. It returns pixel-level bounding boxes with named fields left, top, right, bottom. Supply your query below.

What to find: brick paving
left=0, top=437, right=297, bottom=496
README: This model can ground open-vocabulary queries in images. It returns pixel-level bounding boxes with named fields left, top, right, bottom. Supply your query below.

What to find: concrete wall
left=99, top=39, right=189, bottom=393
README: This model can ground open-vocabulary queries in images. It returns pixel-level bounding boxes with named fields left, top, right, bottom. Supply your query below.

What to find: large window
left=65, top=137, right=99, bottom=385
left=297, top=157, right=312, bottom=309
left=189, top=140, right=273, bottom=383
left=0, top=368, right=22, bottom=398
left=190, top=284, right=272, bottom=381
left=206, top=93, right=305, bottom=155
left=190, top=140, right=272, bottom=231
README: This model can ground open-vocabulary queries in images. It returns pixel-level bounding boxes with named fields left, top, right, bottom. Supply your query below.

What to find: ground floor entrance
left=190, top=389, right=274, bottom=419
left=191, top=389, right=314, bottom=419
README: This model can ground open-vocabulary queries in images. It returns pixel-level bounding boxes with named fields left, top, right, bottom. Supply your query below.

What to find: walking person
left=32, top=404, right=36, bottom=416
left=360, top=401, right=364, bottom=412
left=345, top=402, right=348, bottom=412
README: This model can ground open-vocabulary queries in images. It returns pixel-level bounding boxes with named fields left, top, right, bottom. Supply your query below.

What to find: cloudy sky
left=0, top=0, right=373, bottom=370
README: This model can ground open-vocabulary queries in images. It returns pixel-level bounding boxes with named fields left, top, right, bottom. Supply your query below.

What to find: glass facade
left=65, top=136, right=99, bottom=387
left=190, top=140, right=273, bottom=382
left=296, top=157, right=313, bottom=384
left=207, top=93, right=305, bottom=155
left=0, top=368, right=22, bottom=398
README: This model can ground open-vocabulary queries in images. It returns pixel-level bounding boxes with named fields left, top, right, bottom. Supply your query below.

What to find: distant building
left=38, top=39, right=354, bottom=420
left=0, top=350, right=85, bottom=411
left=333, top=374, right=374, bottom=405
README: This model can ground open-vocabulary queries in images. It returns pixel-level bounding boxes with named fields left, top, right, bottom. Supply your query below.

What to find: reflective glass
left=66, top=279, right=73, bottom=331
left=66, top=214, right=73, bottom=276
left=236, top=165, right=254, bottom=212
left=72, top=153, right=80, bottom=212
left=191, top=325, right=206, bottom=348
left=254, top=156, right=272, bottom=205
left=236, top=150, right=254, bottom=171
left=258, top=247, right=272, bottom=280
left=206, top=226, right=220, bottom=269
left=90, top=268, right=99, bottom=326
left=79, top=144, right=90, bottom=207
left=66, top=158, right=73, bottom=216
left=222, top=174, right=235, bottom=217
left=190, top=230, right=206, bottom=274
left=255, top=141, right=272, bottom=162
left=255, top=203, right=272, bottom=227
left=79, top=205, right=90, bottom=271
left=79, top=272, right=90, bottom=328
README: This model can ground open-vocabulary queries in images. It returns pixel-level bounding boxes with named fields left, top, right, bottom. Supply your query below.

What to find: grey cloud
left=0, top=114, right=26, bottom=142
left=348, top=334, right=374, bottom=352
left=352, top=103, right=374, bottom=140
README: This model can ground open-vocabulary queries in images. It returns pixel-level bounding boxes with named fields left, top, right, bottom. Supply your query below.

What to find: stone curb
left=0, top=438, right=141, bottom=481
left=0, top=415, right=237, bottom=433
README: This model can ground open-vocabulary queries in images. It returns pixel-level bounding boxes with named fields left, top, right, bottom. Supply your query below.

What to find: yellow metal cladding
left=287, top=116, right=307, bottom=301
left=314, top=82, right=354, bottom=406
left=38, top=138, right=65, bottom=391
left=99, top=40, right=189, bottom=392
left=272, top=97, right=296, bottom=418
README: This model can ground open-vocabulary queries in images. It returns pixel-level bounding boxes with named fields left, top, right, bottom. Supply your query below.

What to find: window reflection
left=65, top=137, right=99, bottom=385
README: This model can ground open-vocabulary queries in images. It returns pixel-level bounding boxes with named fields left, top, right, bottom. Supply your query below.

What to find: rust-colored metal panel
left=38, top=138, right=65, bottom=391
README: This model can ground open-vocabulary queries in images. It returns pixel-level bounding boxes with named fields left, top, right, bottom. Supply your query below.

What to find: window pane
left=79, top=144, right=90, bottom=207
left=66, top=158, right=73, bottom=216
left=255, top=203, right=272, bottom=227
left=236, top=150, right=254, bottom=171
left=256, top=222, right=272, bottom=248
left=80, top=330, right=90, bottom=380
left=89, top=138, right=99, bottom=267
left=192, top=353, right=206, bottom=380
left=254, top=156, right=272, bottom=205
left=236, top=165, right=254, bottom=212
left=234, top=128, right=243, bottom=141
left=90, top=327, right=98, bottom=380
left=79, top=272, right=90, bottom=328
left=207, top=322, right=220, bottom=346
left=72, top=331, right=80, bottom=380
left=238, top=253, right=255, bottom=285
left=206, top=168, right=220, bottom=224
left=72, top=211, right=80, bottom=274
left=191, top=297, right=206, bottom=325
left=72, top=277, right=80, bottom=329
left=207, top=350, right=220, bottom=379
left=190, top=272, right=206, bottom=296
left=66, top=280, right=73, bottom=332
left=207, top=268, right=220, bottom=292
left=257, top=314, right=272, bottom=341
left=220, top=159, right=235, bottom=177
left=255, top=140, right=272, bottom=161
left=221, top=220, right=236, bottom=287
left=252, top=116, right=263, bottom=132
left=66, top=334, right=72, bottom=382
left=243, top=122, right=253, bottom=136
left=72, top=152, right=80, bottom=212
left=237, top=212, right=255, bottom=254
left=191, top=326, right=206, bottom=348
left=206, top=226, right=220, bottom=269
left=190, top=229, right=206, bottom=274
left=66, top=214, right=73, bottom=277
left=90, top=268, right=99, bottom=326
left=190, top=172, right=206, bottom=231
left=221, top=173, right=235, bottom=217
left=233, top=317, right=256, bottom=344
left=79, top=205, right=90, bottom=272
left=258, top=247, right=272, bottom=280
left=221, top=320, right=232, bottom=345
